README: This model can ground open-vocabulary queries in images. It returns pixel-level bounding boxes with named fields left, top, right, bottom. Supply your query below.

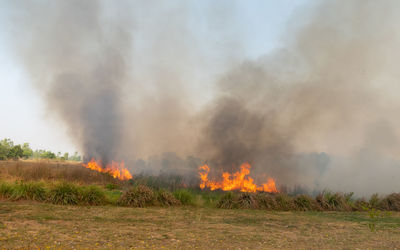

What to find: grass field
left=0, top=201, right=399, bottom=249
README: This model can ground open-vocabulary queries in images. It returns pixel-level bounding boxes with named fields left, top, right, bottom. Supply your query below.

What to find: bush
left=48, top=182, right=80, bottom=205
left=201, top=191, right=223, bottom=207
left=80, top=185, right=106, bottom=206
left=105, top=190, right=122, bottom=205
left=369, top=193, right=381, bottom=209
left=173, top=189, right=195, bottom=206
left=237, top=193, right=258, bottom=209
left=254, top=193, right=278, bottom=210
left=118, top=185, right=155, bottom=207
left=105, top=183, right=120, bottom=191
left=156, top=189, right=181, bottom=206
left=316, top=191, right=351, bottom=211
left=10, top=181, right=46, bottom=201
left=380, top=193, right=400, bottom=211
left=353, top=198, right=369, bottom=211
left=294, top=194, right=319, bottom=211
left=0, top=182, right=14, bottom=199
left=274, top=193, right=295, bottom=211
left=217, top=192, right=238, bottom=209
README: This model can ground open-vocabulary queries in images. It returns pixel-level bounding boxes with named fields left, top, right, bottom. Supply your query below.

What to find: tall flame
left=82, top=158, right=133, bottom=181
left=198, top=162, right=277, bottom=193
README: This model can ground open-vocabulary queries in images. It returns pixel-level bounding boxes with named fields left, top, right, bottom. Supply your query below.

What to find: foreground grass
left=0, top=202, right=399, bottom=249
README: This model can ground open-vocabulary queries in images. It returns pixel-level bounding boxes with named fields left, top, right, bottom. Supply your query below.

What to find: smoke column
left=197, top=0, right=400, bottom=195
left=8, top=1, right=135, bottom=163
left=6, top=0, right=400, bottom=194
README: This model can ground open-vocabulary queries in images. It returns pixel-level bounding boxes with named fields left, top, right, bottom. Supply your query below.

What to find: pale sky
left=0, top=0, right=310, bottom=154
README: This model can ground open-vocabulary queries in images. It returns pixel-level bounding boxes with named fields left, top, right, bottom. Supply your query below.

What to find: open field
left=0, top=202, right=399, bottom=249
left=0, top=160, right=400, bottom=249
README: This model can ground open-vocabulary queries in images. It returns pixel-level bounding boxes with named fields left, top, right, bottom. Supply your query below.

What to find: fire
left=198, top=162, right=277, bottom=193
left=82, top=158, right=133, bottom=181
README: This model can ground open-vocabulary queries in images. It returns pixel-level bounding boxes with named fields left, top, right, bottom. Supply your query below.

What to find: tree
left=63, top=152, right=69, bottom=161
left=0, top=138, right=13, bottom=160
left=41, top=151, right=56, bottom=159
left=69, top=151, right=81, bottom=161
left=22, top=143, right=33, bottom=159
left=7, top=145, right=23, bottom=160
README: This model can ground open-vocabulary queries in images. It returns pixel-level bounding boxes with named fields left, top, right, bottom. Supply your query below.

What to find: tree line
left=0, top=138, right=81, bottom=161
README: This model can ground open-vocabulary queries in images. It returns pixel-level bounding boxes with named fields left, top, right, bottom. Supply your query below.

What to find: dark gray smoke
left=5, top=0, right=400, bottom=195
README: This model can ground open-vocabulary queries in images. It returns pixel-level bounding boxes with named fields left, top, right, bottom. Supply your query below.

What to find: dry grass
left=0, top=160, right=121, bottom=185
left=0, top=202, right=399, bottom=249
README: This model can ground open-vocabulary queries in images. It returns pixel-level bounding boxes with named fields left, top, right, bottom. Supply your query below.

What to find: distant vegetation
left=0, top=138, right=81, bottom=161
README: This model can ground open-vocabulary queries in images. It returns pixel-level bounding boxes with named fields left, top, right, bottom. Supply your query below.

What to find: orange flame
left=82, top=158, right=133, bottom=181
left=198, top=162, right=277, bottom=193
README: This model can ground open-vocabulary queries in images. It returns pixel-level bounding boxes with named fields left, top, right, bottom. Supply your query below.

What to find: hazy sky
left=0, top=0, right=309, bottom=154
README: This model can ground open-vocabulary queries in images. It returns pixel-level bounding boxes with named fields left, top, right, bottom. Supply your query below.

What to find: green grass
left=0, top=181, right=13, bottom=199
left=80, top=185, right=106, bottom=205
left=173, top=189, right=195, bottom=205
left=10, top=181, right=47, bottom=201
left=48, top=182, right=80, bottom=205
left=0, top=179, right=399, bottom=212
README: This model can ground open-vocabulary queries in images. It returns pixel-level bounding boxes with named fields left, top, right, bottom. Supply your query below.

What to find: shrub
left=274, top=193, right=295, bottom=211
left=48, top=182, right=80, bottom=205
left=10, top=181, right=46, bottom=201
left=0, top=182, right=14, bottom=199
left=294, top=194, right=318, bottom=211
left=254, top=193, right=277, bottom=210
left=369, top=193, right=381, bottom=209
left=201, top=191, right=223, bottom=207
left=118, top=185, right=155, bottom=207
left=80, top=185, right=106, bottom=206
left=316, top=191, right=351, bottom=211
left=237, top=193, right=258, bottom=209
left=156, top=189, right=181, bottom=206
left=173, top=189, right=195, bottom=206
left=105, top=190, right=122, bottom=205
left=353, top=198, right=369, bottom=211
left=380, top=193, right=400, bottom=211
left=217, top=192, right=238, bottom=209
left=105, top=183, right=120, bottom=191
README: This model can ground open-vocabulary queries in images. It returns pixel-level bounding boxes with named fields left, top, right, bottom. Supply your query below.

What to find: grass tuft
left=173, top=189, right=195, bottom=206
left=380, top=193, right=400, bottom=211
left=274, top=193, right=295, bottom=211
left=217, top=192, right=238, bottom=209
left=118, top=185, right=155, bottom=207
left=294, top=194, right=319, bottom=211
left=48, top=182, right=80, bottom=205
left=237, top=193, right=258, bottom=209
left=254, top=193, right=277, bottom=210
left=80, top=185, right=106, bottom=206
left=156, top=189, right=181, bottom=206
left=10, top=181, right=47, bottom=201
left=0, top=182, right=13, bottom=199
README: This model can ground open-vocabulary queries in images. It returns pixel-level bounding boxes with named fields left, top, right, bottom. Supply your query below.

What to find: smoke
left=197, top=0, right=400, bottom=195
left=8, top=1, right=134, bottom=163
left=6, top=0, right=400, bottom=195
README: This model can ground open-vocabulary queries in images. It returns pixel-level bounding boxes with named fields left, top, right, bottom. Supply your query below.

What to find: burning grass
left=199, top=163, right=277, bottom=193
left=0, top=160, right=400, bottom=212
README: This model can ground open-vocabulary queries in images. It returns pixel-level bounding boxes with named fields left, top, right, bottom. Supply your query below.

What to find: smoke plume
left=6, top=0, right=400, bottom=195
